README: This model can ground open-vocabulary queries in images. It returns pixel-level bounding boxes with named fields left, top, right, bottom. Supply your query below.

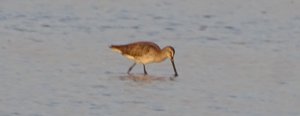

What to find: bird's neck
left=154, top=50, right=168, bottom=63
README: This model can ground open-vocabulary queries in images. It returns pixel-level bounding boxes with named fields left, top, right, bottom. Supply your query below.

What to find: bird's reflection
left=119, top=74, right=175, bottom=82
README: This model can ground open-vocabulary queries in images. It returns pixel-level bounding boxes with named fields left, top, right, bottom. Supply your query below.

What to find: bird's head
left=163, top=46, right=175, bottom=60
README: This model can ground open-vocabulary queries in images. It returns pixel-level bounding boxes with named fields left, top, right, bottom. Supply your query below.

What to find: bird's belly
left=124, top=55, right=155, bottom=64
left=138, top=56, right=155, bottom=64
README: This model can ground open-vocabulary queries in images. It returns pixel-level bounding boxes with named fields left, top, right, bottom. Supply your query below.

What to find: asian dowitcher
left=109, top=41, right=178, bottom=77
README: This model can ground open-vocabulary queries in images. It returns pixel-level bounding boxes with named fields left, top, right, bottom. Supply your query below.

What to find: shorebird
left=110, top=41, right=178, bottom=77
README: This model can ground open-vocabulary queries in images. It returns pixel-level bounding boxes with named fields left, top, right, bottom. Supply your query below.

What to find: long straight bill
left=171, top=59, right=178, bottom=77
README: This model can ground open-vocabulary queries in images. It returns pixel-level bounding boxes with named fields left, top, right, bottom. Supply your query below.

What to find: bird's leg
left=127, top=63, right=136, bottom=74
left=143, top=64, right=148, bottom=75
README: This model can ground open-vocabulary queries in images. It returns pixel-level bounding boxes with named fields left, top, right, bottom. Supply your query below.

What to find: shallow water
left=1, top=0, right=300, bottom=116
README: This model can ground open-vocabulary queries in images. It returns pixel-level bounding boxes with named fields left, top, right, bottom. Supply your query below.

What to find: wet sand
left=1, top=0, right=300, bottom=116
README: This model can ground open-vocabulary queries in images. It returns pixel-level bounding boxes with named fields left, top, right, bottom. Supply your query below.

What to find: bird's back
left=110, top=41, right=161, bottom=57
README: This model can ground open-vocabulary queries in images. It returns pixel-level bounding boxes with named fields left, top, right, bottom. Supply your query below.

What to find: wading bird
left=110, top=41, right=178, bottom=77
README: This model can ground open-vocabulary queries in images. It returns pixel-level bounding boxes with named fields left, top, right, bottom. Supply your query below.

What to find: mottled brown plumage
left=110, top=41, right=178, bottom=77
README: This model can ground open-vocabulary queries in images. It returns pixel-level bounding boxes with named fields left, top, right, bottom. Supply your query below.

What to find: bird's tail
left=109, top=45, right=114, bottom=48
left=109, top=45, right=122, bottom=53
